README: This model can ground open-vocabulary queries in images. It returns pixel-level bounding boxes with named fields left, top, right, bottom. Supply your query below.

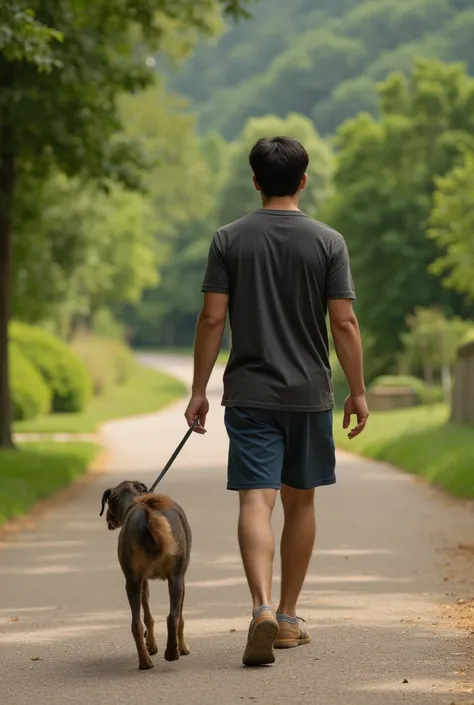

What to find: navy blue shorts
left=224, top=406, right=336, bottom=491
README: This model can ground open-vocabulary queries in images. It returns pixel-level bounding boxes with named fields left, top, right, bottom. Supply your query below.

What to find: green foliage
left=167, top=0, right=474, bottom=138
left=333, top=404, right=474, bottom=498
left=71, top=334, right=134, bottom=396
left=9, top=341, right=51, bottom=421
left=0, top=2, right=62, bottom=67
left=401, top=307, right=473, bottom=373
left=429, top=150, right=474, bottom=300
left=10, top=322, right=92, bottom=413
left=326, top=59, right=474, bottom=374
left=0, top=442, right=98, bottom=525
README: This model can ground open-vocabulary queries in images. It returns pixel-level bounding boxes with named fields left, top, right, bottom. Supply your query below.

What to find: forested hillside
left=168, top=0, right=474, bottom=137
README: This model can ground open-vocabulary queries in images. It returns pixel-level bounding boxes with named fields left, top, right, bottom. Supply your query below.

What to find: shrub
left=71, top=333, right=134, bottom=396
left=10, top=322, right=92, bottom=413
left=10, top=342, right=52, bottom=421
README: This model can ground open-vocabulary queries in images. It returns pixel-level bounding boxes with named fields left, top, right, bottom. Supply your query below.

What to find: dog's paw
left=164, top=647, right=180, bottom=662
left=147, top=640, right=158, bottom=656
left=179, top=643, right=190, bottom=656
left=139, top=658, right=154, bottom=670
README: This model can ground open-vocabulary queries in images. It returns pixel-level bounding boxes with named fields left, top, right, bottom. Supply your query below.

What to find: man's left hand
left=185, top=394, right=209, bottom=434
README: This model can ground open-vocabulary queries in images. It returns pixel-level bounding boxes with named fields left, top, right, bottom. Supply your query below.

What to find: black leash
left=149, top=419, right=200, bottom=493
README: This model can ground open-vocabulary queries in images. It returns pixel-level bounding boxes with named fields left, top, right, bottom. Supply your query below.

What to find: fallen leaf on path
left=230, top=628, right=236, bottom=633
left=31, top=657, right=43, bottom=662
left=402, top=679, right=409, bottom=684
left=8, top=617, right=19, bottom=622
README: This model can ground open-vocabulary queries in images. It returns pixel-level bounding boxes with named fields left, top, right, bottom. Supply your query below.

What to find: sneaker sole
left=274, top=635, right=312, bottom=649
left=242, top=620, right=279, bottom=666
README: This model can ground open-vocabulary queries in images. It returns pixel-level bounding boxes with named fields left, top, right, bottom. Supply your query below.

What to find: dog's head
left=99, top=481, right=148, bottom=530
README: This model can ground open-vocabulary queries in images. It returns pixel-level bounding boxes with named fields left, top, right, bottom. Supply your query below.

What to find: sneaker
left=242, top=606, right=279, bottom=666
left=274, top=614, right=311, bottom=649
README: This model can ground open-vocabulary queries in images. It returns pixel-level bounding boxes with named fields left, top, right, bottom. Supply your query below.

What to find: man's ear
left=100, top=489, right=112, bottom=517
left=252, top=174, right=262, bottom=192
left=134, top=481, right=148, bottom=495
left=299, top=173, right=308, bottom=191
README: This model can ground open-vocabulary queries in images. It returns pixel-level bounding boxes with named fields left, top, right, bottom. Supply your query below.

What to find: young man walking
left=185, top=136, right=368, bottom=667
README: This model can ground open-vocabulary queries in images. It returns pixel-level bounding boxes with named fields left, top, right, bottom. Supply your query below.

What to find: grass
left=0, top=442, right=99, bottom=526
left=15, top=363, right=186, bottom=434
left=333, top=404, right=474, bottom=498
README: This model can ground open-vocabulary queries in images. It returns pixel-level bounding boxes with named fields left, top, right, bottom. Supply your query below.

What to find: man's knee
left=281, top=484, right=314, bottom=512
left=239, top=488, right=277, bottom=511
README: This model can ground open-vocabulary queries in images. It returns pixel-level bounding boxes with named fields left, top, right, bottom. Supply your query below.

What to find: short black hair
left=249, top=136, right=309, bottom=197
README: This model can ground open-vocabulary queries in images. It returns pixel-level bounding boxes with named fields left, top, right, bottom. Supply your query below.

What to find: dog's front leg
left=126, top=579, right=154, bottom=670
left=178, top=581, right=190, bottom=656
left=165, top=576, right=183, bottom=662
left=142, top=580, right=158, bottom=656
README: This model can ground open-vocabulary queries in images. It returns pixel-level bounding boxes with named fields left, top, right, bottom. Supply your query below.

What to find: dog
left=99, top=480, right=192, bottom=670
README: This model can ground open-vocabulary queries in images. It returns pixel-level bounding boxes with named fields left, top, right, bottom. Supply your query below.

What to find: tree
left=326, top=58, right=474, bottom=376
left=0, top=0, right=252, bottom=448
left=401, top=307, right=472, bottom=402
left=118, top=124, right=226, bottom=349
left=429, top=149, right=474, bottom=300
left=216, top=113, right=334, bottom=226
left=169, top=0, right=474, bottom=139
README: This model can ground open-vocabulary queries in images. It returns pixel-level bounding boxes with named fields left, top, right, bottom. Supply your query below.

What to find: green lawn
left=15, top=364, right=186, bottom=434
left=0, top=442, right=99, bottom=526
left=334, top=404, right=474, bottom=498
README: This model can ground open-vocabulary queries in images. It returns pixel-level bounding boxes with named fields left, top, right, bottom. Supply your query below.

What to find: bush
left=9, top=342, right=52, bottom=421
left=370, top=375, right=443, bottom=405
left=71, top=333, right=134, bottom=396
left=10, top=322, right=92, bottom=413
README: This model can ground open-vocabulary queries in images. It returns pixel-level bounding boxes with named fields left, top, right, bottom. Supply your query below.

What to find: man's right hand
left=343, top=395, right=369, bottom=439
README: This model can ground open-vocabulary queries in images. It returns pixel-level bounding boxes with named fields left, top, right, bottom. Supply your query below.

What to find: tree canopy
left=325, top=58, right=474, bottom=375
left=167, top=0, right=474, bottom=138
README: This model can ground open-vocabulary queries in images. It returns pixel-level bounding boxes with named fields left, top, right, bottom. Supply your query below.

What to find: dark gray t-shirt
left=201, top=209, right=355, bottom=411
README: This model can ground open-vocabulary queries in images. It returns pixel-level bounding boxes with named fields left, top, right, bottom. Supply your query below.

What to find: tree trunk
left=441, top=364, right=452, bottom=406
left=0, top=61, right=15, bottom=449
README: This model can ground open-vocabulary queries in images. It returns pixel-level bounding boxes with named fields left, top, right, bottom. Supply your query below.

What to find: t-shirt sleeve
left=201, top=233, right=229, bottom=294
left=327, top=239, right=356, bottom=300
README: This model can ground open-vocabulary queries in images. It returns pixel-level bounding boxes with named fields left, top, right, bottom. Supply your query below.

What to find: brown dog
left=100, top=480, right=192, bottom=670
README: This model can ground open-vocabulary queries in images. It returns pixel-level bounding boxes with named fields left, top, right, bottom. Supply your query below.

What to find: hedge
left=10, top=322, right=92, bottom=413
left=10, top=342, right=52, bottom=421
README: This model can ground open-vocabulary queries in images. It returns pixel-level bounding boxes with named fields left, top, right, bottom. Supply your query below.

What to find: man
left=185, top=136, right=368, bottom=667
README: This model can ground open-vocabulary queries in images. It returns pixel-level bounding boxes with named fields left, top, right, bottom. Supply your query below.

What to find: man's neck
left=261, top=196, right=300, bottom=211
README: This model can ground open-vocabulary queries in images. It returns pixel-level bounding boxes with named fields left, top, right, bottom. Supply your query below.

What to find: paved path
left=1, top=354, right=473, bottom=704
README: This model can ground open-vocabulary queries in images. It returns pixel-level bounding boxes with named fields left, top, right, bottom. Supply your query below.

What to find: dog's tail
left=133, top=494, right=177, bottom=557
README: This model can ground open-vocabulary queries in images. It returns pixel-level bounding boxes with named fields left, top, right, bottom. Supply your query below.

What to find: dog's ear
left=99, top=489, right=112, bottom=517
left=133, top=481, right=148, bottom=495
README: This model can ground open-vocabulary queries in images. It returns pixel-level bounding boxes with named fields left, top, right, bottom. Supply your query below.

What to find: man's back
left=202, top=208, right=355, bottom=411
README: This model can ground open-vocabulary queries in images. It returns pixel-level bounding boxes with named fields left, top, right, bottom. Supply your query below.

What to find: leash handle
left=149, top=418, right=200, bottom=493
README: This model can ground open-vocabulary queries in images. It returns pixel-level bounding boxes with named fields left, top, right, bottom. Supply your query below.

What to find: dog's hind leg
left=142, top=580, right=158, bottom=656
left=178, top=582, right=190, bottom=656
left=126, top=579, right=154, bottom=670
left=165, top=576, right=184, bottom=662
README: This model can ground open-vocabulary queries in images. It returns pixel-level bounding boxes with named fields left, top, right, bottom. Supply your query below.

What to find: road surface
left=1, top=354, right=473, bottom=704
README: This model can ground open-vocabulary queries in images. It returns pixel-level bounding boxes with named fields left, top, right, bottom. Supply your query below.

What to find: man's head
left=249, top=136, right=309, bottom=201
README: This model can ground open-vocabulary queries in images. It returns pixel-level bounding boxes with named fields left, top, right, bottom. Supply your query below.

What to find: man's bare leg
left=277, top=485, right=316, bottom=617
left=238, top=488, right=279, bottom=665
left=238, top=488, right=277, bottom=611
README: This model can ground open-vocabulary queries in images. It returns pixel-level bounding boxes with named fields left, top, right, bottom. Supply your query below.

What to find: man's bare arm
left=328, top=298, right=368, bottom=438
left=328, top=299, right=365, bottom=396
left=192, top=292, right=228, bottom=395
